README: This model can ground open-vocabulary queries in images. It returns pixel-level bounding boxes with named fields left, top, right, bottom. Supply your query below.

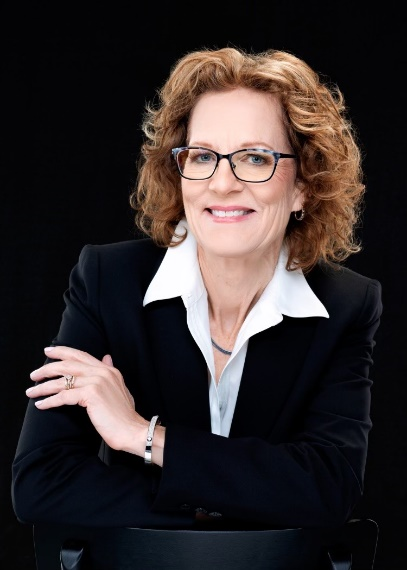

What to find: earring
left=294, top=208, right=305, bottom=221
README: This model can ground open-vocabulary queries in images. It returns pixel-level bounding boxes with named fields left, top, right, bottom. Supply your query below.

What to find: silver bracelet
left=144, top=415, right=160, bottom=465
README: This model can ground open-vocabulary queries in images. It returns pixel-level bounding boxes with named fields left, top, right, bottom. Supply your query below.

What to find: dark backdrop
left=2, top=4, right=406, bottom=569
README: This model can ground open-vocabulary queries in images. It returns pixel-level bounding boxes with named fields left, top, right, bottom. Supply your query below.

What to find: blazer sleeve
left=153, top=275, right=383, bottom=528
left=11, top=244, right=192, bottom=529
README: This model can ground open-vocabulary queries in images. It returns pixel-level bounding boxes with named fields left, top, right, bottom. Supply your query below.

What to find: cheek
left=181, top=182, right=196, bottom=205
left=180, top=182, right=187, bottom=201
left=271, top=179, right=301, bottom=210
left=259, top=187, right=294, bottom=210
left=181, top=192, right=191, bottom=216
left=181, top=182, right=207, bottom=214
left=181, top=187, right=199, bottom=222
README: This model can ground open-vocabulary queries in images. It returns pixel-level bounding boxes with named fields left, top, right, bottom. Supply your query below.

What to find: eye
left=248, top=153, right=265, bottom=165
left=199, top=153, right=213, bottom=163
left=241, top=151, right=274, bottom=167
left=189, top=150, right=216, bottom=164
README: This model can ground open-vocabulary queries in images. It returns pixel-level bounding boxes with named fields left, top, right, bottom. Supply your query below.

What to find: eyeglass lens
left=176, top=148, right=277, bottom=182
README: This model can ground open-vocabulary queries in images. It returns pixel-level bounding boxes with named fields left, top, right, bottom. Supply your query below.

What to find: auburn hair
left=130, top=47, right=365, bottom=273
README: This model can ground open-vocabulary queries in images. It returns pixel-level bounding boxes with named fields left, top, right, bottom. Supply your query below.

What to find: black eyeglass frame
left=171, top=146, right=297, bottom=183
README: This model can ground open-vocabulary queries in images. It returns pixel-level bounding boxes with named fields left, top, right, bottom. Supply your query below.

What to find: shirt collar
left=143, top=219, right=204, bottom=307
left=143, top=219, right=329, bottom=319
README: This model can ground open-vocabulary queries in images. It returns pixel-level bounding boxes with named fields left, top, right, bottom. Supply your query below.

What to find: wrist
left=122, top=416, right=165, bottom=465
left=151, top=424, right=165, bottom=467
left=144, top=415, right=160, bottom=464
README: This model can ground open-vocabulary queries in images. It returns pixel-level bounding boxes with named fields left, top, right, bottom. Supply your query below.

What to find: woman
left=12, top=47, right=382, bottom=531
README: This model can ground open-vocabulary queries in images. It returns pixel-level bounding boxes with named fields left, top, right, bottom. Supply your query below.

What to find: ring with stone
left=64, top=374, right=75, bottom=390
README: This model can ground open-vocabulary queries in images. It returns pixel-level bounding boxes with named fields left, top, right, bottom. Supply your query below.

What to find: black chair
left=33, top=518, right=378, bottom=570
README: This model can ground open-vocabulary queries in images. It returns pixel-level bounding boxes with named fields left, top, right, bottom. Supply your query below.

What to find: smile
left=209, top=209, right=251, bottom=217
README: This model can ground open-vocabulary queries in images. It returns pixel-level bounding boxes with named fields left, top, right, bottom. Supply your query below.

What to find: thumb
left=102, top=354, right=113, bottom=367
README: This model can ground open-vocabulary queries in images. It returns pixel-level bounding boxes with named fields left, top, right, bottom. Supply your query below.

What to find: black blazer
left=12, top=238, right=382, bottom=531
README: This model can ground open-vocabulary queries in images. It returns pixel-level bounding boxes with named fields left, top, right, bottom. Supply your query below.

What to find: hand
left=27, top=345, right=149, bottom=456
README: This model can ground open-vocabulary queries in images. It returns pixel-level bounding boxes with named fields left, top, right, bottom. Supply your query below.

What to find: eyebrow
left=187, top=142, right=277, bottom=150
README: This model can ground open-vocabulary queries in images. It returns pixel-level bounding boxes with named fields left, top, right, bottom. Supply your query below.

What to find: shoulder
left=305, top=261, right=382, bottom=321
left=74, top=238, right=167, bottom=291
left=79, top=238, right=165, bottom=263
left=80, top=237, right=163, bottom=255
left=306, top=260, right=381, bottom=295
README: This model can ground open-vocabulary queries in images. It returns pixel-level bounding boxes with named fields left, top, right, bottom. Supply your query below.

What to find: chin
left=208, top=245, right=253, bottom=258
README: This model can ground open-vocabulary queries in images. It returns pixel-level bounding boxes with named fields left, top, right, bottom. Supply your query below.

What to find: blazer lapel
left=229, top=316, right=319, bottom=438
left=144, top=297, right=212, bottom=432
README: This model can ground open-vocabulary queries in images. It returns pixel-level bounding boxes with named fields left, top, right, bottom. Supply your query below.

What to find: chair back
left=33, top=518, right=378, bottom=570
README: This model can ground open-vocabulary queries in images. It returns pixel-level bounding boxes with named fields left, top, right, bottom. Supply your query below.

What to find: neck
left=198, top=248, right=279, bottom=341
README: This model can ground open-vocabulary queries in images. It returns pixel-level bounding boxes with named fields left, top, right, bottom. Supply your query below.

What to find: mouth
left=207, top=209, right=253, bottom=218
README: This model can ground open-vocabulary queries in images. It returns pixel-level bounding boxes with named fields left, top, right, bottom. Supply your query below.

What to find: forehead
left=188, top=87, right=287, bottom=147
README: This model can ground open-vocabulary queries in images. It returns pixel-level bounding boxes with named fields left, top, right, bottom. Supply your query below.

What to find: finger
left=30, top=361, right=96, bottom=382
left=34, top=389, right=84, bottom=410
left=102, top=354, right=113, bottom=367
left=43, top=345, right=104, bottom=366
left=31, top=351, right=114, bottom=382
left=26, top=375, right=77, bottom=398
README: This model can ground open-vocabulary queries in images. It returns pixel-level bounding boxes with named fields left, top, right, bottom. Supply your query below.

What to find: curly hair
left=130, top=46, right=365, bottom=273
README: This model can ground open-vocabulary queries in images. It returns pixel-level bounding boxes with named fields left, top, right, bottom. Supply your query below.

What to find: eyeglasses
left=172, top=146, right=297, bottom=183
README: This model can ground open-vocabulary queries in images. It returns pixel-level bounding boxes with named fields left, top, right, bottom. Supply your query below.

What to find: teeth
left=211, top=210, right=248, bottom=217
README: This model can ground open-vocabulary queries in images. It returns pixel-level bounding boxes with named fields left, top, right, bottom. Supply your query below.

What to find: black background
left=2, top=3, right=406, bottom=568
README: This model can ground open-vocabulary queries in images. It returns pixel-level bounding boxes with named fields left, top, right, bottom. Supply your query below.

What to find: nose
left=208, top=157, right=243, bottom=193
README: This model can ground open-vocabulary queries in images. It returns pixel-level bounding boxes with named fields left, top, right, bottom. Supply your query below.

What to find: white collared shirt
left=143, top=220, right=329, bottom=437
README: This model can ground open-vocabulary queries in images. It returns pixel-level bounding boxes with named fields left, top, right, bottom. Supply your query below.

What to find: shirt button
left=180, top=504, right=191, bottom=511
left=208, top=511, right=223, bottom=518
left=195, top=507, right=208, bottom=514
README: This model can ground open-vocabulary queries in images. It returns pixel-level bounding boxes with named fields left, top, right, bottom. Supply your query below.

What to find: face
left=181, top=87, right=303, bottom=262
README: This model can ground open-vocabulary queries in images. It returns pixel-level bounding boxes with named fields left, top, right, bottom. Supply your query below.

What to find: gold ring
left=64, top=375, right=75, bottom=390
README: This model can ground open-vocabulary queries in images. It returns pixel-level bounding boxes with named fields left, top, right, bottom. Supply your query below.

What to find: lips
left=209, top=209, right=252, bottom=217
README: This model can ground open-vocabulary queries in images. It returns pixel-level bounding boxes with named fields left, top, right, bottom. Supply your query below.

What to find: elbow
left=11, top=460, right=43, bottom=525
left=314, top=477, right=363, bottom=529
left=11, top=487, right=32, bottom=525
left=12, top=475, right=33, bottom=524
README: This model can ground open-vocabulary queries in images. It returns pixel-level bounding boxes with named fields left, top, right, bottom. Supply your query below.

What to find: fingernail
left=26, top=387, right=35, bottom=394
left=35, top=400, right=44, bottom=407
left=30, top=370, right=39, bottom=379
left=44, top=346, right=55, bottom=352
